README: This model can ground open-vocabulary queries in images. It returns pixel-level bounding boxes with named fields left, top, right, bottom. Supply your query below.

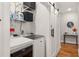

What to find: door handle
left=40, top=41, right=42, bottom=42
left=0, top=19, right=1, bottom=21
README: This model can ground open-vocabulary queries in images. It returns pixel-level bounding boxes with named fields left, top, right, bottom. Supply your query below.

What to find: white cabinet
left=33, top=37, right=46, bottom=57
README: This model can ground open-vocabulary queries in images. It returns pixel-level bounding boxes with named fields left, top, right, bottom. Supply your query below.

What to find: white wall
left=60, top=12, right=79, bottom=44
left=77, top=6, right=79, bottom=56
left=11, top=21, right=34, bottom=34
left=0, top=3, right=10, bottom=57
left=0, top=3, right=3, bottom=56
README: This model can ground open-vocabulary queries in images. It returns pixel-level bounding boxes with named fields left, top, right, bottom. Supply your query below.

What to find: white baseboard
left=61, top=39, right=79, bottom=44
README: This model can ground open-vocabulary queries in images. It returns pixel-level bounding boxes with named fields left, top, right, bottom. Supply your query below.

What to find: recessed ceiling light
left=67, top=8, right=72, bottom=11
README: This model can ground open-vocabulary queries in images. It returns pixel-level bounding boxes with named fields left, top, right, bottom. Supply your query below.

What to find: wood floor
left=57, top=43, right=78, bottom=57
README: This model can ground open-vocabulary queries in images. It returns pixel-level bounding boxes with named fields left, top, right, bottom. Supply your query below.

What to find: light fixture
left=67, top=8, right=72, bottom=11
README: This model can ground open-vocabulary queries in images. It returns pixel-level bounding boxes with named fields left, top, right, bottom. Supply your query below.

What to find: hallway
left=57, top=43, right=78, bottom=57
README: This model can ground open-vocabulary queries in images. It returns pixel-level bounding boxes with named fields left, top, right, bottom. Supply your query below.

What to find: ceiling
left=56, top=2, right=79, bottom=13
